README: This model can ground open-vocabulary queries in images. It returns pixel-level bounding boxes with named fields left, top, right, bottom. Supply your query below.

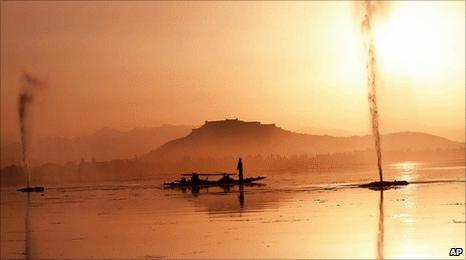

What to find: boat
left=163, top=173, right=266, bottom=188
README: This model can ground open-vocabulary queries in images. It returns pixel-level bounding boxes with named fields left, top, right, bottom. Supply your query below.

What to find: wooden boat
left=163, top=173, right=266, bottom=188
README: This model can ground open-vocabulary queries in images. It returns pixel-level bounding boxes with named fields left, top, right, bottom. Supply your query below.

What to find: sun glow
left=388, top=162, right=420, bottom=182
left=372, top=3, right=459, bottom=82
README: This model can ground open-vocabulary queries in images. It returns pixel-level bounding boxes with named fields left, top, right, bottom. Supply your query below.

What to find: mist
left=1, top=2, right=463, bottom=146
left=360, top=1, right=387, bottom=182
left=18, top=72, right=44, bottom=186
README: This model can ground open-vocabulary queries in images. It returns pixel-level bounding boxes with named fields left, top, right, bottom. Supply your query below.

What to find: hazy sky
left=1, top=1, right=464, bottom=145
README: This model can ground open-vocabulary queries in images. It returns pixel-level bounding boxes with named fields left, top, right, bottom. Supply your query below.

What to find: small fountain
left=16, top=73, right=45, bottom=193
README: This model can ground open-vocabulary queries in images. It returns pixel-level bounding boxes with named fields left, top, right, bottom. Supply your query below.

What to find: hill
left=145, top=119, right=464, bottom=160
left=1, top=125, right=192, bottom=167
left=2, top=119, right=463, bottom=186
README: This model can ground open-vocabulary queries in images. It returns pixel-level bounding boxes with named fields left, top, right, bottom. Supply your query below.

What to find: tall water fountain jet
left=358, top=1, right=408, bottom=188
left=17, top=72, right=45, bottom=192
left=362, top=0, right=383, bottom=183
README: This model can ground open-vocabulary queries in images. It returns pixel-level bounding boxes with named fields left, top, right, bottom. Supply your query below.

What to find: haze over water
left=1, top=161, right=464, bottom=259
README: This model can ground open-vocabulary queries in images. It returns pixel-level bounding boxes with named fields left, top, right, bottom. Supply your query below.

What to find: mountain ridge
left=1, top=125, right=193, bottom=166
left=145, top=119, right=464, bottom=160
left=2, top=119, right=463, bottom=167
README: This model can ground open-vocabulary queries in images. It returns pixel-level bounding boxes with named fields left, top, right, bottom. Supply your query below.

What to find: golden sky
left=1, top=1, right=464, bottom=144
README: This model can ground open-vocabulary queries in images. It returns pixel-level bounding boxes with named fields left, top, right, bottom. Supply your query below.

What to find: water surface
left=1, top=161, right=464, bottom=259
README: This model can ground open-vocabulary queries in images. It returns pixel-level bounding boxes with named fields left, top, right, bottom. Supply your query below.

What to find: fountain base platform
left=17, top=187, right=45, bottom=192
left=359, top=180, right=409, bottom=188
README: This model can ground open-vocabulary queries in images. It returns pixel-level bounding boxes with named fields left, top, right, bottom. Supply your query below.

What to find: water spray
left=358, top=1, right=408, bottom=188
left=17, top=72, right=45, bottom=193
left=362, top=0, right=383, bottom=183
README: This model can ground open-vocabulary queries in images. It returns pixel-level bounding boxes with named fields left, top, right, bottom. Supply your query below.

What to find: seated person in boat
left=180, top=177, right=187, bottom=185
left=191, top=173, right=201, bottom=184
left=219, top=174, right=234, bottom=183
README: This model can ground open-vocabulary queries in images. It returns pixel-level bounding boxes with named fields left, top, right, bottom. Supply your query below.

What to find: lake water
left=1, top=161, right=465, bottom=259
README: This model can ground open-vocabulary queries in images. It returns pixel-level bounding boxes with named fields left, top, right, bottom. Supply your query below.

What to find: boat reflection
left=164, top=182, right=265, bottom=196
left=163, top=182, right=284, bottom=215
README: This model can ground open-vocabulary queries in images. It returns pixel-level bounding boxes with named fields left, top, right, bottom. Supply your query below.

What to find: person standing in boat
left=237, top=158, right=243, bottom=182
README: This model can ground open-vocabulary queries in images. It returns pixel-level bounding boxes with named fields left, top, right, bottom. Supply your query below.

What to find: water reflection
left=377, top=189, right=384, bottom=260
left=239, top=184, right=244, bottom=208
left=25, top=193, right=31, bottom=260
left=390, top=161, right=419, bottom=182
left=166, top=183, right=263, bottom=196
left=165, top=183, right=266, bottom=212
left=2, top=162, right=463, bottom=259
left=369, top=185, right=404, bottom=259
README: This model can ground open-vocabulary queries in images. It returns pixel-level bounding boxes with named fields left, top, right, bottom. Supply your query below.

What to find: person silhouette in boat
left=237, top=158, right=243, bottom=182
left=219, top=173, right=233, bottom=183
left=191, top=173, right=200, bottom=185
